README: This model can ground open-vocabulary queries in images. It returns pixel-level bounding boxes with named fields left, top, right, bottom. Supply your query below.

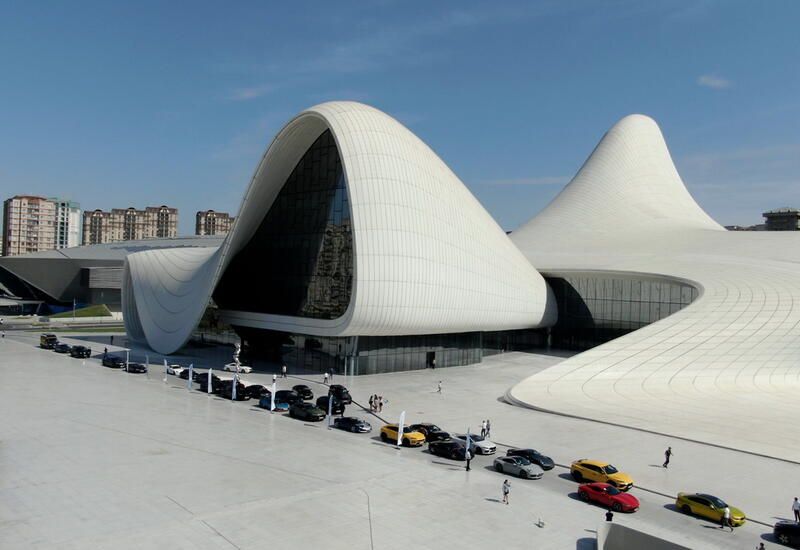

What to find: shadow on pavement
left=485, top=498, right=502, bottom=504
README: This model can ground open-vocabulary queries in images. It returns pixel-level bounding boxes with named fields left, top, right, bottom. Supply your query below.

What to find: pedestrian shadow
left=485, top=498, right=502, bottom=503
left=648, top=464, right=664, bottom=468
left=772, top=516, right=792, bottom=522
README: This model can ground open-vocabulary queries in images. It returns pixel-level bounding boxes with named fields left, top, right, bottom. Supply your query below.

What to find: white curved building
left=123, top=102, right=556, bottom=370
left=508, top=114, right=800, bottom=461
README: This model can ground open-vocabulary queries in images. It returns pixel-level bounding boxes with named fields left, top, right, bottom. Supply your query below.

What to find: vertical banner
left=466, top=428, right=472, bottom=458
left=327, top=392, right=333, bottom=428
left=163, top=359, right=168, bottom=383
left=231, top=373, right=238, bottom=401
left=270, top=381, right=276, bottom=411
left=126, top=350, right=130, bottom=371
left=397, top=410, right=406, bottom=447
left=187, top=363, right=193, bottom=390
left=207, top=368, right=213, bottom=394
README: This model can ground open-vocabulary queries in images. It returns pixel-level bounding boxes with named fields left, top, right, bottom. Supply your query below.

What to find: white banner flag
left=397, top=410, right=406, bottom=447
left=207, top=368, right=213, bottom=394
left=231, top=373, right=238, bottom=401
left=187, top=363, right=193, bottom=390
left=163, top=359, right=168, bottom=383
left=270, top=381, right=276, bottom=411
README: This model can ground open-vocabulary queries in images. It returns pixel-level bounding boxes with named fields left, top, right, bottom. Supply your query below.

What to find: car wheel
left=579, top=491, right=589, bottom=502
left=495, top=464, right=503, bottom=472
left=571, top=471, right=583, bottom=482
left=380, top=433, right=388, bottom=442
left=402, top=438, right=409, bottom=447
left=777, top=533, right=790, bottom=544
left=351, top=426, right=357, bottom=433
left=681, top=505, right=691, bottom=515
left=612, top=502, right=622, bottom=512
left=521, top=471, right=529, bottom=479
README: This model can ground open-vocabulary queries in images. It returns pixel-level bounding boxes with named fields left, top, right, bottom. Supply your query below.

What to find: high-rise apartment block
left=50, top=198, right=83, bottom=249
left=82, top=206, right=178, bottom=245
left=2, top=196, right=58, bottom=256
left=195, top=210, right=234, bottom=236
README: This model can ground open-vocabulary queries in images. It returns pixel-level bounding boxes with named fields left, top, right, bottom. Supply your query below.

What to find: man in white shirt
left=721, top=506, right=732, bottom=532
left=793, top=497, right=800, bottom=522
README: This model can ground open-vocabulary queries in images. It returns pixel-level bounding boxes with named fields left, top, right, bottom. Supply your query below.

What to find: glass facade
left=214, top=130, right=353, bottom=319
left=546, top=273, right=699, bottom=350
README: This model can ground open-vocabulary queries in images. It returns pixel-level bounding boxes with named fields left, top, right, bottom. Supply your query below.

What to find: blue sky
left=1, top=0, right=798, bottom=234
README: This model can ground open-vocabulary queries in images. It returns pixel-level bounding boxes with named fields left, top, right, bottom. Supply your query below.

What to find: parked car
left=328, top=384, right=352, bottom=404
left=453, top=434, right=496, bottom=455
left=506, top=448, right=555, bottom=470
left=243, top=384, right=269, bottom=399
left=333, top=417, right=372, bottom=433
left=493, top=456, right=544, bottom=479
left=570, top=459, right=633, bottom=491
left=223, top=362, right=252, bottom=374
left=316, top=395, right=346, bottom=415
left=275, top=390, right=302, bottom=405
left=53, top=343, right=71, bottom=354
left=578, top=483, right=639, bottom=512
left=774, top=520, right=800, bottom=547
left=70, top=345, right=92, bottom=358
left=40, top=333, right=58, bottom=349
left=292, top=384, right=314, bottom=400
left=178, top=369, right=202, bottom=381
left=429, top=439, right=470, bottom=460
left=215, top=380, right=250, bottom=401
left=102, top=355, right=125, bottom=368
left=125, top=362, right=147, bottom=373
left=409, top=423, right=444, bottom=437
left=289, top=402, right=326, bottom=421
left=166, top=364, right=184, bottom=376
left=197, top=374, right=222, bottom=393
left=258, top=394, right=290, bottom=412
left=380, top=424, right=425, bottom=447
left=675, top=493, right=745, bottom=526
left=422, top=430, right=452, bottom=443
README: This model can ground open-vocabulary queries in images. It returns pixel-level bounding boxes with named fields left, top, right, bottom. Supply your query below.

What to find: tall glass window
left=214, top=130, right=353, bottom=319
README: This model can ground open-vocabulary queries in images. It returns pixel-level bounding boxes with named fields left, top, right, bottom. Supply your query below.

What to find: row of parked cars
left=40, top=333, right=92, bottom=358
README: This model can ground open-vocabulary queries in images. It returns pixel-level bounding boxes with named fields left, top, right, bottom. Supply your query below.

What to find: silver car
left=493, top=456, right=544, bottom=479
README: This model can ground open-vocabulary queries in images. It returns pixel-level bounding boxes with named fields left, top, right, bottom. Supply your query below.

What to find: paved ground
left=0, top=332, right=792, bottom=549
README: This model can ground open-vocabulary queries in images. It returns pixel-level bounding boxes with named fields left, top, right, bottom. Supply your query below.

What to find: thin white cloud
left=697, top=74, right=731, bottom=89
left=478, top=176, right=569, bottom=186
left=229, top=84, right=275, bottom=101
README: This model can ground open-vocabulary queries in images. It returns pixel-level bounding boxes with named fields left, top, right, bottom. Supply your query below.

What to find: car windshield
left=603, top=465, right=619, bottom=474
left=606, top=486, right=621, bottom=495
left=705, top=495, right=726, bottom=508
left=514, top=457, right=531, bottom=466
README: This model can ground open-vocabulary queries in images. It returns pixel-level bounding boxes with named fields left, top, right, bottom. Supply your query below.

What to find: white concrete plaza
left=0, top=332, right=792, bottom=549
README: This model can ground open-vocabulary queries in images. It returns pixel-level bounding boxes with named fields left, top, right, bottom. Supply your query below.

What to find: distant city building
left=762, top=208, right=800, bottom=231
left=2, top=196, right=57, bottom=256
left=83, top=205, right=178, bottom=245
left=724, top=224, right=765, bottom=231
left=49, top=198, right=82, bottom=249
left=195, top=210, right=234, bottom=236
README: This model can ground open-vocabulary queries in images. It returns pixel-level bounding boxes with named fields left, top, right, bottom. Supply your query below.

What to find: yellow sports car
left=675, top=493, right=746, bottom=526
left=570, top=459, right=634, bottom=491
left=380, top=424, right=425, bottom=447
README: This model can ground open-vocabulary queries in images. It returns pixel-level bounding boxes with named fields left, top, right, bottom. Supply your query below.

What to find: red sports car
left=578, top=483, right=639, bottom=512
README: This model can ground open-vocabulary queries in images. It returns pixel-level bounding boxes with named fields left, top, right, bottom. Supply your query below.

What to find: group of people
left=368, top=394, right=384, bottom=412
left=480, top=419, right=492, bottom=438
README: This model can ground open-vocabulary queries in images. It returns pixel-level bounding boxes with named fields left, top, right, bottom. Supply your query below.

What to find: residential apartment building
left=2, top=196, right=57, bottom=256
left=50, top=198, right=82, bottom=249
left=83, top=206, right=178, bottom=245
left=195, top=210, right=234, bottom=236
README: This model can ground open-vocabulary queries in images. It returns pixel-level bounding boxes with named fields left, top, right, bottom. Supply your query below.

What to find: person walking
left=329, top=369, right=334, bottom=382
left=431, top=358, right=436, bottom=369
left=465, top=449, right=472, bottom=471
left=756, top=543, right=766, bottom=550
left=663, top=446, right=673, bottom=468
left=110, top=335, right=114, bottom=345
left=324, top=372, right=329, bottom=385
left=103, top=347, right=108, bottom=357
left=486, top=419, right=491, bottom=438
left=368, top=395, right=374, bottom=411
left=605, top=509, right=614, bottom=522
left=793, top=497, right=800, bottom=522
left=281, top=364, right=287, bottom=378
left=437, top=381, right=442, bottom=393
left=480, top=420, right=487, bottom=438
left=378, top=396, right=383, bottom=412
left=501, top=480, right=511, bottom=505
left=721, top=506, right=733, bottom=531
left=272, top=373, right=277, bottom=384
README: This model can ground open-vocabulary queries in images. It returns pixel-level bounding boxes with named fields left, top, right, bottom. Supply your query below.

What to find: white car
left=223, top=362, right=252, bottom=373
left=453, top=434, right=497, bottom=455
left=166, top=364, right=184, bottom=376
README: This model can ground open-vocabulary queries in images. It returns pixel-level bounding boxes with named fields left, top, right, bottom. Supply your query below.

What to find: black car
left=125, top=362, right=147, bottom=373
left=70, top=345, right=92, bottom=358
left=289, top=402, right=326, bottom=421
left=775, top=521, right=800, bottom=547
left=102, top=355, right=125, bottom=368
left=429, top=440, right=469, bottom=461
left=275, top=390, right=302, bottom=405
left=197, top=374, right=222, bottom=392
left=178, top=368, right=203, bottom=381
left=328, top=384, right=352, bottom=404
left=506, top=448, right=555, bottom=470
left=244, top=384, right=269, bottom=399
left=316, top=395, right=346, bottom=415
left=215, top=380, right=250, bottom=401
left=292, top=384, right=314, bottom=400
left=53, top=343, right=71, bottom=354
left=333, top=416, right=372, bottom=433
left=409, top=423, right=444, bottom=437
left=40, top=333, right=59, bottom=349
left=422, top=430, right=452, bottom=443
